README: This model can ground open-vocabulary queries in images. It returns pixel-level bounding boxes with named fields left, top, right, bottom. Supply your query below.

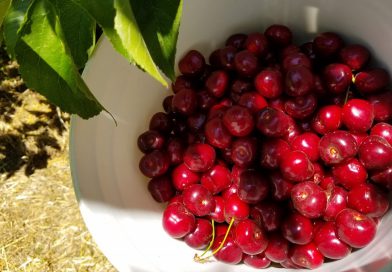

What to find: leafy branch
left=0, top=0, right=183, bottom=118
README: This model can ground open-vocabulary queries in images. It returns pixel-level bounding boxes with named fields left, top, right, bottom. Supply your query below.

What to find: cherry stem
left=194, top=217, right=235, bottom=263
left=344, top=85, right=351, bottom=105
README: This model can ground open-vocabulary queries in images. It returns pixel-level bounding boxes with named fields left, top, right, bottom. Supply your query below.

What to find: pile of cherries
left=137, top=24, right=392, bottom=269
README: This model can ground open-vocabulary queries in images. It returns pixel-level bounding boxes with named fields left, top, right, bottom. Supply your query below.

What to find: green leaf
left=73, top=0, right=172, bottom=87
left=52, top=0, right=96, bottom=69
left=15, top=0, right=103, bottom=118
left=130, top=0, right=182, bottom=81
left=2, top=0, right=30, bottom=57
left=0, top=0, right=11, bottom=28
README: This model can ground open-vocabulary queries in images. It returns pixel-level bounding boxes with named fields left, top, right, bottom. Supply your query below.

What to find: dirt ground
left=0, top=48, right=116, bottom=271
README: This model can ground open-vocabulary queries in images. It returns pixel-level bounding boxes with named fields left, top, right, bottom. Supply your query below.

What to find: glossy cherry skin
left=230, top=137, right=257, bottom=167
left=256, top=107, right=292, bottom=137
left=171, top=163, right=199, bottom=190
left=149, top=112, right=173, bottom=134
left=259, top=138, right=291, bottom=169
left=201, top=164, right=231, bottom=195
left=285, top=66, right=314, bottom=97
left=224, top=194, right=250, bottom=222
left=291, top=181, right=327, bottom=218
left=165, top=137, right=185, bottom=165
left=290, top=242, right=324, bottom=269
left=183, top=143, right=215, bottom=172
left=282, top=52, right=312, bottom=71
left=172, top=88, right=198, bottom=115
left=358, top=135, right=392, bottom=170
left=183, top=184, right=215, bottom=216
left=254, top=68, right=283, bottom=99
left=264, top=232, right=289, bottom=262
left=367, top=90, right=392, bottom=121
left=291, top=132, right=320, bottom=162
left=209, top=196, right=226, bottom=223
left=222, top=105, right=254, bottom=137
left=204, top=118, right=232, bottom=149
left=319, top=130, right=358, bottom=165
left=234, top=219, right=268, bottom=255
left=250, top=201, right=284, bottom=232
left=342, top=98, right=374, bottom=132
left=148, top=175, right=175, bottom=203
left=162, top=202, right=196, bottom=238
left=171, top=75, right=193, bottom=94
left=313, top=32, right=343, bottom=58
left=243, top=253, right=271, bottom=269
left=280, top=150, right=314, bottom=182
left=178, top=50, right=205, bottom=76
left=314, top=221, right=351, bottom=260
left=197, top=89, right=217, bottom=110
left=370, top=122, right=392, bottom=146
left=211, top=234, right=243, bottom=264
left=339, top=44, right=370, bottom=70
left=269, top=171, right=294, bottom=201
left=311, top=105, right=342, bottom=134
left=335, top=208, right=377, bottom=248
left=332, top=158, right=367, bottom=190
left=137, top=130, right=165, bottom=153
left=139, top=150, right=170, bottom=178
left=234, top=50, right=259, bottom=77
left=370, top=166, right=392, bottom=190
left=205, top=70, right=229, bottom=97
left=354, top=68, right=390, bottom=94
left=264, top=24, right=292, bottom=47
left=324, top=186, right=348, bottom=221
left=281, top=212, right=314, bottom=245
left=347, top=183, right=389, bottom=218
left=225, top=33, right=247, bottom=50
left=284, top=93, right=317, bottom=120
left=322, top=63, right=352, bottom=94
left=244, top=32, right=269, bottom=57
left=184, top=218, right=213, bottom=249
left=237, top=169, right=269, bottom=204
left=210, top=46, right=236, bottom=70
left=238, top=92, right=268, bottom=113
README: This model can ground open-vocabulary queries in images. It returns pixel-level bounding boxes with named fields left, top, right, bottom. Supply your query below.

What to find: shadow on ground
left=0, top=46, right=70, bottom=178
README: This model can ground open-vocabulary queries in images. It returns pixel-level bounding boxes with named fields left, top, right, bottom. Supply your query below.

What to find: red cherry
left=224, top=194, right=250, bottom=222
left=171, top=163, right=199, bottom=191
left=269, top=171, right=295, bottom=201
left=341, top=98, right=374, bottom=132
left=323, top=63, right=352, bottom=94
left=370, top=122, right=392, bottom=146
left=204, top=118, right=232, bottom=149
left=314, top=221, right=351, bottom=259
left=264, top=232, right=289, bottom=262
left=147, top=175, right=175, bottom=203
left=358, top=135, right=392, bottom=170
left=324, top=186, right=348, bottom=221
left=182, top=184, right=215, bottom=216
left=209, top=196, right=226, bottom=223
left=280, top=150, right=315, bottom=182
left=290, top=242, right=324, bottom=269
left=250, top=201, right=284, bottom=232
left=222, top=105, right=254, bottom=137
left=200, top=164, right=231, bottom=194
left=162, top=202, right=196, bottom=238
left=339, top=44, right=370, bottom=70
left=178, top=50, right=205, bottom=76
left=184, top=218, right=213, bottom=249
left=211, top=235, right=243, bottom=264
left=243, top=253, right=271, bottom=269
left=264, top=24, right=292, bottom=47
left=332, top=158, right=367, bottom=190
left=354, top=68, right=390, bottom=94
left=234, top=219, right=268, bottom=255
left=291, top=132, right=320, bottom=162
left=367, top=90, right=392, bottom=121
left=183, top=143, right=215, bottom=172
left=281, top=212, right=314, bottom=245
left=313, top=32, right=344, bottom=58
left=238, top=92, right=268, bottom=113
left=244, top=32, right=269, bottom=57
left=205, top=70, right=229, bottom=97
left=259, top=138, right=291, bottom=169
left=237, top=169, right=269, bottom=204
left=319, top=130, right=358, bottom=165
left=254, top=68, right=283, bottom=99
left=285, top=66, right=314, bottom=97
left=291, top=181, right=327, bottom=218
left=311, top=104, right=342, bottom=134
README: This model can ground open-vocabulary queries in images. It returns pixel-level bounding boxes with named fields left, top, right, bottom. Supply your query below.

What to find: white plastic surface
left=70, top=1, right=392, bottom=271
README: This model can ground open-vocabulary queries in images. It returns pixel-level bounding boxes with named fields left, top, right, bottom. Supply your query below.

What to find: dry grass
left=0, top=50, right=116, bottom=271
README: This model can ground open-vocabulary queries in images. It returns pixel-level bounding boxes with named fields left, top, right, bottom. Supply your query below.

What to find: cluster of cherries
left=137, top=24, right=392, bottom=269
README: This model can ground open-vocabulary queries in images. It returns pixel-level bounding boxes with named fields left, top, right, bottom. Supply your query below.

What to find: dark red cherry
left=225, top=33, right=247, bottom=50
left=204, top=118, right=232, bottom=149
left=224, top=194, right=250, bottom=222
left=314, top=221, right=351, bottom=260
left=184, top=218, right=212, bottom=249
left=148, top=175, right=175, bottom=203
left=370, top=166, right=392, bottom=190
left=251, top=201, right=284, bottom=232
left=319, top=130, right=358, bottom=165
left=137, top=130, right=165, bottom=153
left=183, top=143, right=215, bottom=172
left=139, top=150, right=170, bottom=178
left=313, top=32, right=344, bottom=58
left=335, top=208, right=377, bottom=248
left=264, top=232, right=289, bottom=262
left=234, top=219, right=268, bottom=255
left=254, top=68, right=283, bottom=99
left=172, top=88, right=198, bottom=115
left=311, top=105, right=342, bottom=134
left=172, top=75, right=194, bottom=94
left=358, top=135, right=392, bottom=170
left=237, top=169, right=269, bottom=204
left=162, top=202, right=196, bottom=238
left=211, top=234, right=243, bottom=264
left=291, top=181, right=327, bottom=218
left=222, top=105, right=254, bottom=137
left=244, top=32, right=269, bottom=57
left=238, top=92, right=268, bottom=113
left=209, top=196, right=226, bottom=223
left=281, top=212, right=314, bottom=245
left=234, top=50, right=259, bottom=77
left=162, top=95, right=174, bottom=113
left=259, top=138, right=291, bottom=169
left=339, top=44, right=370, bottom=70
left=149, top=112, right=172, bottom=134
left=256, top=107, right=292, bottom=137
left=354, top=68, right=390, bottom=94
left=280, top=150, right=314, bottom=182
left=264, top=24, right=292, bottom=47
left=285, top=66, right=314, bottom=97
left=282, top=52, right=312, bottom=71
left=178, top=50, right=205, bottom=76
left=367, top=90, right=392, bottom=121
left=347, top=183, right=389, bottom=217
left=284, top=93, right=317, bottom=120
left=205, top=70, right=229, bottom=97
left=322, top=63, right=352, bottom=94
left=231, top=137, right=257, bottom=167
left=269, top=171, right=294, bottom=201
left=197, top=89, right=217, bottom=110
left=342, top=98, right=374, bottom=132
left=211, top=46, right=237, bottom=70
